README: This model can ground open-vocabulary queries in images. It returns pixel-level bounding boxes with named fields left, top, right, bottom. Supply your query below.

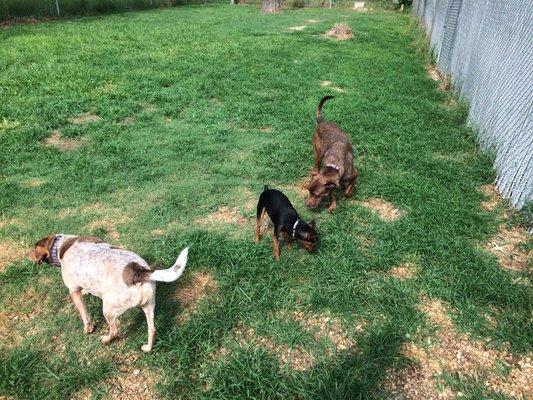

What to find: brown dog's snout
left=306, top=195, right=321, bottom=209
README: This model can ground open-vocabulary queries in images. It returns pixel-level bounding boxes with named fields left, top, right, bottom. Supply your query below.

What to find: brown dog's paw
left=84, top=323, right=95, bottom=334
left=327, top=203, right=337, bottom=213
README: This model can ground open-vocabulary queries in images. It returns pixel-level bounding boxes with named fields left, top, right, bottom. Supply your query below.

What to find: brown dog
left=306, top=95, right=358, bottom=212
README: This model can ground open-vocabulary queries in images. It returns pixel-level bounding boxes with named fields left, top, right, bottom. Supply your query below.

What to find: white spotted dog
left=28, top=234, right=188, bottom=352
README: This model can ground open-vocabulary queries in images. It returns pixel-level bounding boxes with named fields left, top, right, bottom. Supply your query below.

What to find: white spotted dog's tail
left=150, top=247, right=188, bottom=283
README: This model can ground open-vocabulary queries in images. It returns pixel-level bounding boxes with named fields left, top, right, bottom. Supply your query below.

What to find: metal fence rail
left=413, top=0, right=533, bottom=210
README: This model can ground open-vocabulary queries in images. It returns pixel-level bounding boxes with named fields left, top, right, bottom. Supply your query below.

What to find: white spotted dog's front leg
left=70, top=289, right=94, bottom=334
left=141, top=301, right=156, bottom=353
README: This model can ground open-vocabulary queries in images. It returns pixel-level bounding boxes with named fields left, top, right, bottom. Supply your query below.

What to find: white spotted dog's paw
left=141, top=344, right=152, bottom=353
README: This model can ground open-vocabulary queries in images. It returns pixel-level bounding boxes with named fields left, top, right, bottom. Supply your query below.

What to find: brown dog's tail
left=316, top=95, right=334, bottom=124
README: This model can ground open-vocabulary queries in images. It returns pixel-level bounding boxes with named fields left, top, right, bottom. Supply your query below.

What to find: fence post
left=54, top=0, right=60, bottom=16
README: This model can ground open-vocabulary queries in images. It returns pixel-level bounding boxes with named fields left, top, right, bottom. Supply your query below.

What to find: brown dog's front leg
left=273, top=234, right=280, bottom=261
left=327, top=191, right=337, bottom=212
left=344, top=170, right=359, bottom=199
left=70, top=289, right=94, bottom=334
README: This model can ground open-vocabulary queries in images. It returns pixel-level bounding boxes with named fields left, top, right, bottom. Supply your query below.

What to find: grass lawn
left=0, top=4, right=531, bottom=399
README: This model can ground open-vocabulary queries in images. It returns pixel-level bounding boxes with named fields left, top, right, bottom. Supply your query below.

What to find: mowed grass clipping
left=0, top=5, right=531, bottom=399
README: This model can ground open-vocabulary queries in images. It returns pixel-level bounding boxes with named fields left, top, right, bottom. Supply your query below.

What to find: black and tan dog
left=255, top=187, right=318, bottom=261
left=306, top=95, right=359, bottom=212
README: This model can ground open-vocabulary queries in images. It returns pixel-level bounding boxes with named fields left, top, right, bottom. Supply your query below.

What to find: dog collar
left=292, top=219, right=300, bottom=239
left=325, top=163, right=344, bottom=175
left=49, top=235, right=63, bottom=266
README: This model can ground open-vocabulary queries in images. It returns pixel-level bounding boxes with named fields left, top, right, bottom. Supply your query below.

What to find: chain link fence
left=413, top=0, right=533, bottom=211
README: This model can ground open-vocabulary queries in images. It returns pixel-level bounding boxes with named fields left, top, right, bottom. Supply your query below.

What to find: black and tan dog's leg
left=255, top=207, right=266, bottom=243
left=273, top=232, right=281, bottom=261
left=327, top=191, right=337, bottom=212
left=70, top=289, right=94, bottom=334
left=283, top=231, right=293, bottom=250
left=141, top=301, right=157, bottom=352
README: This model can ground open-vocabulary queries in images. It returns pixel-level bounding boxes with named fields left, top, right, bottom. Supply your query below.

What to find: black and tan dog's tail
left=316, top=95, right=334, bottom=124
left=263, top=185, right=269, bottom=192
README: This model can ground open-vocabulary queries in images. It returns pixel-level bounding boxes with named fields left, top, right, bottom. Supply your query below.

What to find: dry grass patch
left=325, top=23, right=354, bottom=41
left=84, top=214, right=131, bottom=242
left=389, top=262, right=419, bottom=280
left=233, top=325, right=315, bottom=371
left=320, top=80, right=348, bottom=93
left=427, top=66, right=440, bottom=82
left=360, top=197, right=403, bottom=221
left=68, top=113, right=101, bottom=125
left=175, top=271, right=218, bottom=310
left=122, top=116, right=136, bottom=125
left=140, top=102, right=156, bottom=112
left=478, top=184, right=506, bottom=212
left=44, top=130, right=87, bottom=152
left=385, top=297, right=532, bottom=399
left=104, top=352, right=160, bottom=400
left=292, top=311, right=362, bottom=353
left=0, top=239, right=26, bottom=271
left=287, top=25, right=306, bottom=31
left=306, top=19, right=319, bottom=23
left=19, top=178, right=46, bottom=188
left=259, top=126, right=272, bottom=133
left=195, top=206, right=248, bottom=227
left=484, top=225, right=530, bottom=272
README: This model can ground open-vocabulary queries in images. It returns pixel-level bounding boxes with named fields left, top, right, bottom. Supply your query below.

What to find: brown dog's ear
left=28, top=236, right=54, bottom=263
left=27, top=246, right=49, bottom=263
left=310, top=170, right=318, bottom=177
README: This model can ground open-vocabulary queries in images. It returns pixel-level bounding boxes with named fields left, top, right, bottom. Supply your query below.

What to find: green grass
left=0, top=5, right=530, bottom=399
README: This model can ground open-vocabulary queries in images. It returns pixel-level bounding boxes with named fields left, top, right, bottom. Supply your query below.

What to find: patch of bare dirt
left=389, top=263, right=419, bottom=280
left=68, top=113, right=102, bottom=125
left=360, top=197, right=403, bottom=221
left=292, top=311, right=362, bottom=353
left=325, top=23, right=354, bottom=41
left=19, top=178, right=46, bottom=188
left=105, top=352, right=160, bottom=400
left=0, top=239, right=26, bottom=271
left=385, top=298, right=533, bottom=399
left=485, top=225, right=530, bottom=272
left=195, top=206, right=248, bottom=227
left=44, top=130, right=87, bottom=152
left=234, top=325, right=315, bottom=371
